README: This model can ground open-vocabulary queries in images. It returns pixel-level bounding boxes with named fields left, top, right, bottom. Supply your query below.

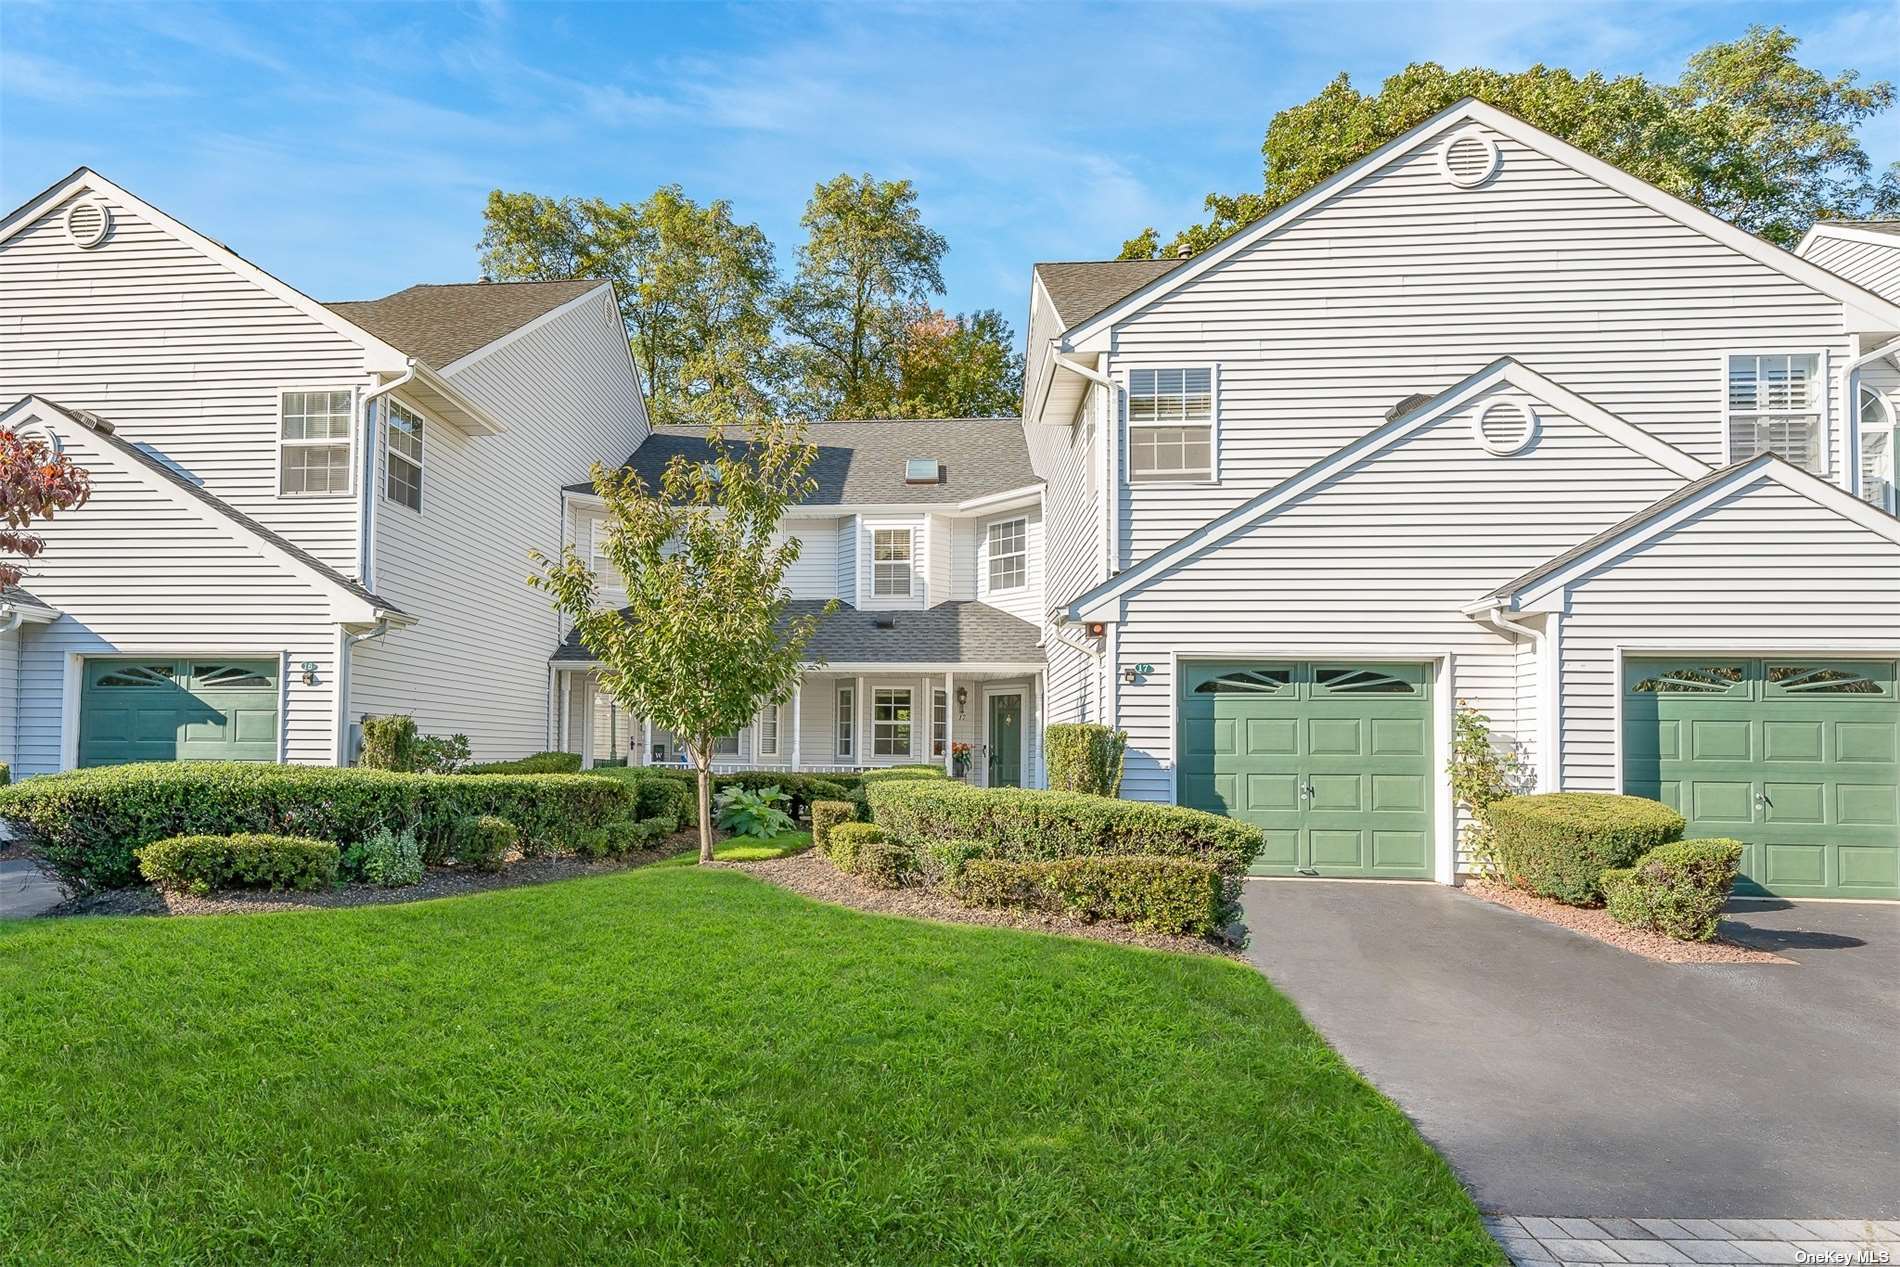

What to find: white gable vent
left=64, top=197, right=113, bottom=249
left=1473, top=399, right=1536, bottom=456
left=1438, top=129, right=1500, bottom=189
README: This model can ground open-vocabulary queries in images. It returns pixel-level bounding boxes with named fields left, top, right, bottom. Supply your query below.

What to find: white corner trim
left=1059, top=99, right=1900, bottom=346
left=1070, top=357, right=1707, bottom=621
left=0, top=168, right=413, bottom=372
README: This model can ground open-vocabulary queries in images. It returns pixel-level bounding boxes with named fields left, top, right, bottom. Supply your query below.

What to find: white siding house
left=1033, top=100, right=1900, bottom=898
left=0, top=169, right=648, bottom=772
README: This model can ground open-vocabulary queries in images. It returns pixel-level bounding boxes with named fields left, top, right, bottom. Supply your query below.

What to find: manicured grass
left=0, top=867, right=1500, bottom=1265
left=710, top=828, right=812, bottom=861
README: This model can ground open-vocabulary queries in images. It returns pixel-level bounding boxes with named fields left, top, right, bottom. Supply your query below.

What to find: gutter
left=358, top=361, right=418, bottom=590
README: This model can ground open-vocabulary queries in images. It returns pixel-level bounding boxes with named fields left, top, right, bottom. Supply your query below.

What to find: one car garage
left=1622, top=657, right=1900, bottom=899
left=77, top=657, right=281, bottom=767
left=1177, top=660, right=1434, bottom=878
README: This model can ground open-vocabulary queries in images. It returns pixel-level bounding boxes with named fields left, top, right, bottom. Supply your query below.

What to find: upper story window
left=986, top=517, right=1027, bottom=591
left=1862, top=386, right=1896, bottom=509
left=385, top=398, right=424, bottom=512
left=1127, top=367, right=1214, bottom=482
left=873, top=687, right=913, bottom=757
left=280, top=389, right=352, bottom=496
left=1726, top=354, right=1821, bottom=473
left=872, top=527, right=914, bottom=597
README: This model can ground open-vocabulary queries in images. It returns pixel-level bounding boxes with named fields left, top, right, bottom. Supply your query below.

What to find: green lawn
left=0, top=867, right=1499, bottom=1266
left=709, top=829, right=813, bottom=861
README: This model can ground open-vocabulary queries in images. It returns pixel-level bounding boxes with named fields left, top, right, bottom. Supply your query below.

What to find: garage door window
left=1312, top=666, right=1422, bottom=695
left=1765, top=664, right=1889, bottom=695
left=94, top=663, right=179, bottom=688
left=1629, top=663, right=1746, bottom=694
left=1193, top=668, right=1291, bottom=694
left=192, top=663, right=273, bottom=689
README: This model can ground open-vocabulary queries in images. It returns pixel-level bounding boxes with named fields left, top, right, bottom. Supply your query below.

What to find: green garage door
left=1178, top=661, right=1433, bottom=878
left=1623, top=658, right=1900, bottom=899
left=78, top=658, right=280, bottom=767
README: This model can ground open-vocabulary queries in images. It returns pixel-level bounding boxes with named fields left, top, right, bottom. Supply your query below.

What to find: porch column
left=1033, top=669, right=1046, bottom=788
left=642, top=715, right=653, bottom=768
left=791, top=678, right=803, bottom=771
left=855, top=673, right=865, bottom=768
left=577, top=674, right=596, bottom=769
left=943, top=670, right=955, bottom=776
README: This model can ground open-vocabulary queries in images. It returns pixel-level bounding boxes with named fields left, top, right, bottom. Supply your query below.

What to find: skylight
left=904, top=458, right=942, bottom=484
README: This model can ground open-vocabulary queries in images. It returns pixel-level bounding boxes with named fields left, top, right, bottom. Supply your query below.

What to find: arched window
left=1861, top=386, right=1897, bottom=511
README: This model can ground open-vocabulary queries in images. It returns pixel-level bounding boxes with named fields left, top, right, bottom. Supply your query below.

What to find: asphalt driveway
left=1240, top=880, right=1898, bottom=1218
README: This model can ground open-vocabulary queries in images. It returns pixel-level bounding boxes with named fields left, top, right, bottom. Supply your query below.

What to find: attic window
left=1438, top=129, right=1500, bottom=189
left=1473, top=400, right=1536, bottom=456
left=904, top=458, right=942, bottom=484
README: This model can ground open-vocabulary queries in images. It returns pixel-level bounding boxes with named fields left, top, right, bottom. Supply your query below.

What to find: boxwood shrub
left=451, top=815, right=516, bottom=872
left=137, top=833, right=338, bottom=896
left=0, top=762, right=635, bottom=890
left=1603, top=838, right=1743, bottom=942
left=462, top=751, right=582, bottom=775
left=1044, top=724, right=1127, bottom=796
left=954, top=855, right=1225, bottom=937
left=1488, top=792, right=1685, bottom=905
left=853, top=839, right=912, bottom=889
left=810, top=800, right=855, bottom=850
left=825, top=822, right=887, bottom=872
left=857, top=765, right=946, bottom=785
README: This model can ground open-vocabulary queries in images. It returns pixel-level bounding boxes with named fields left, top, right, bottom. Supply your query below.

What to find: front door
left=987, top=692, right=1023, bottom=787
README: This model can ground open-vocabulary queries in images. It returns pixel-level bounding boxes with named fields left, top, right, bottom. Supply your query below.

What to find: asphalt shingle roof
left=571, top=418, right=1036, bottom=506
left=1034, top=259, right=1181, bottom=329
left=3, top=587, right=54, bottom=615
left=552, top=599, right=1043, bottom=667
left=326, top=280, right=605, bottom=369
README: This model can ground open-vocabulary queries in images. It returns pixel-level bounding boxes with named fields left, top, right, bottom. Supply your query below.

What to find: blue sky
left=4, top=1, right=1897, bottom=332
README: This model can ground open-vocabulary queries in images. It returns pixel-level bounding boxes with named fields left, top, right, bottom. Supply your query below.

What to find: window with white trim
left=873, top=687, right=912, bottom=757
left=872, top=527, right=913, bottom=597
left=932, top=688, right=948, bottom=757
left=1726, top=354, right=1821, bottom=473
left=1127, top=367, right=1214, bottom=481
left=712, top=731, right=741, bottom=757
left=1860, top=386, right=1896, bottom=510
left=280, top=389, right=353, bottom=495
left=757, top=702, right=779, bottom=757
left=985, top=517, right=1027, bottom=591
left=385, top=398, right=423, bottom=511
left=836, top=685, right=854, bottom=758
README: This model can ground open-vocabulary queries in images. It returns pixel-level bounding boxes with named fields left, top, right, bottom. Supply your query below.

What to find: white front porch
left=551, top=663, right=1046, bottom=788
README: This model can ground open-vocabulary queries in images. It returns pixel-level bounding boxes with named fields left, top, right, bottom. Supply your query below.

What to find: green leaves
left=1127, top=27, right=1899, bottom=258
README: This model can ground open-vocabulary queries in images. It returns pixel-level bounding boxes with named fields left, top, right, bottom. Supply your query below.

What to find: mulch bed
left=41, top=834, right=696, bottom=918
left=1463, top=881, right=1791, bottom=965
left=716, top=848, right=1238, bottom=958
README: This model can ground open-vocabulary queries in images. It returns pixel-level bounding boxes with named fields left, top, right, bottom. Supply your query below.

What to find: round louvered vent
left=1438, top=129, right=1500, bottom=189
left=1473, top=400, right=1536, bottom=456
left=64, top=197, right=112, bottom=249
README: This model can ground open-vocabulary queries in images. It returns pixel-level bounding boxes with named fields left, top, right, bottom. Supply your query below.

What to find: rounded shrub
left=1603, top=838, right=1743, bottom=941
left=138, top=833, right=338, bottom=896
left=453, top=815, right=516, bottom=872
left=1488, top=792, right=1685, bottom=906
left=810, top=800, right=855, bottom=850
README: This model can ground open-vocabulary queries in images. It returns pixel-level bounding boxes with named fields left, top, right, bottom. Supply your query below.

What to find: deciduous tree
left=0, top=430, right=90, bottom=589
left=532, top=414, right=831, bottom=861
left=1122, top=26, right=1898, bottom=258
left=890, top=308, right=1023, bottom=419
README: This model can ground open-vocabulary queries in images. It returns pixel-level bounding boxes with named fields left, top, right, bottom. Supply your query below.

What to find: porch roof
left=550, top=598, right=1044, bottom=670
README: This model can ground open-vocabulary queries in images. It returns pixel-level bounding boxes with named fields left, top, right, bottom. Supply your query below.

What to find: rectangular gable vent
left=904, top=458, right=942, bottom=484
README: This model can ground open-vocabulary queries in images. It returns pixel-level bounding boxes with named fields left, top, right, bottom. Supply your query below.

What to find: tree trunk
left=696, top=755, right=714, bottom=864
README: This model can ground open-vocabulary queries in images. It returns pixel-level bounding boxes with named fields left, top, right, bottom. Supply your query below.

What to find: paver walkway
left=1487, top=1214, right=1899, bottom=1266
left=0, top=856, right=64, bottom=918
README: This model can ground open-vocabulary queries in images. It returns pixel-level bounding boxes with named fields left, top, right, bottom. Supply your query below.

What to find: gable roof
left=569, top=418, right=1038, bottom=508
left=2, top=396, right=405, bottom=624
left=1481, top=453, right=1900, bottom=613
left=326, top=280, right=607, bottom=372
left=1033, top=260, right=1180, bottom=329
left=1067, top=358, right=1709, bottom=621
left=552, top=598, right=1043, bottom=670
left=1055, top=99, right=1900, bottom=345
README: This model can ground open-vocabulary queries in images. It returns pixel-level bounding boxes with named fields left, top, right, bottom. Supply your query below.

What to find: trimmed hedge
left=858, top=766, right=946, bottom=785
left=1045, top=724, right=1127, bottom=796
left=1489, top=792, right=1685, bottom=905
left=914, top=838, right=989, bottom=888
left=0, top=763, right=636, bottom=890
left=853, top=839, right=912, bottom=889
left=1603, top=838, right=1743, bottom=942
left=954, top=855, right=1225, bottom=937
left=463, top=751, right=583, bottom=776
left=574, top=817, right=671, bottom=860
left=452, top=815, right=516, bottom=872
left=864, top=779, right=1263, bottom=877
left=825, top=822, right=887, bottom=872
left=810, top=800, right=854, bottom=850
left=137, top=833, right=338, bottom=896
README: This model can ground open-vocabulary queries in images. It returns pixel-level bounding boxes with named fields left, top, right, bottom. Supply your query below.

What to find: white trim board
left=1070, top=358, right=1709, bottom=622
left=1798, top=222, right=1900, bottom=256
left=1059, top=99, right=1900, bottom=346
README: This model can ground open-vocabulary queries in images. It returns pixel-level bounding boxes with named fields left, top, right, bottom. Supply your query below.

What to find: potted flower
left=951, top=741, right=973, bottom=779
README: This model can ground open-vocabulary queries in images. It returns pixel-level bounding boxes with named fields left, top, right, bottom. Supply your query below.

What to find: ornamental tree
left=532, top=414, right=831, bottom=861
left=0, top=430, right=91, bottom=589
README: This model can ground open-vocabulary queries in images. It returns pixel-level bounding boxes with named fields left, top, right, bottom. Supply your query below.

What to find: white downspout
left=332, top=618, right=392, bottom=766
left=358, top=360, right=418, bottom=591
